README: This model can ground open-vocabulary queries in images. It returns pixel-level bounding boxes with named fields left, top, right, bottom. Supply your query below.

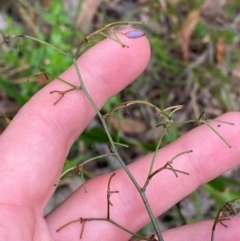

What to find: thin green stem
left=72, top=59, right=164, bottom=241
left=72, top=59, right=140, bottom=187
left=141, top=191, right=161, bottom=238
left=142, top=150, right=191, bottom=191
left=199, top=120, right=232, bottom=148
left=56, top=77, right=79, bottom=88
left=113, top=142, right=129, bottom=148
left=99, top=32, right=128, bottom=47
left=57, top=217, right=147, bottom=240
left=161, top=118, right=233, bottom=148
left=104, top=100, right=172, bottom=120
left=55, top=153, right=115, bottom=186
left=167, top=150, right=193, bottom=165
left=9, top=34, right=72, bottom=58
left=74, top=21, right=144, bottom=56
left=56, top=219, right=81, bottom=232
left=147, top=129, right=166, bottom=180
left=109, top=219, right=147, bottom=240
left=207, top=119, right=234, bottom=125
left=107, top=173, right=119, bottom=219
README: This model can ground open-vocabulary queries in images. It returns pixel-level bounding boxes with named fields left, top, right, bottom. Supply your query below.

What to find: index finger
left=0, top=33, right=150, bottom=210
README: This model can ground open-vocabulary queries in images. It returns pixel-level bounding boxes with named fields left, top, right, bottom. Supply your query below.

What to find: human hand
left=0, top=32, right=240, bottom=241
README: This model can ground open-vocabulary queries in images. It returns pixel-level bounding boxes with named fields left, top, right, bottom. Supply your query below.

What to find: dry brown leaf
left=215, top=38, right=225, bottom=64
left=109, top=116, right=147, bottom=134
left=15, top=2, right=38, bottom=36
left=201, top=0, right=227, bottom=14
left=76, top=0, right=104, bottom=33
left=179, top=8, right=201, bottom=61
left=40, top=0, right=52, bottom=10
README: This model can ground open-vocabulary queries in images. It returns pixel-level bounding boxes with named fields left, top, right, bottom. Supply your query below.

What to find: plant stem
left=72, top=58, right=164, bottom=241
left=13, top=35, right=72, bottom=58
left=55, top=153, right=115, bottom=186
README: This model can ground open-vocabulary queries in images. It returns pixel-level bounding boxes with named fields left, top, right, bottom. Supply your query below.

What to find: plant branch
left=211, top=198, right=240, bottom=241
left=54, top=153, right=116, bottom=191
left=1, top=34, right=72, bottom=58
left=142, top=150, right=192, bottom=191
left=74, top=21, right=144, bottom=56
left=107, top=173, right=119, bottom=219
left=72, top=59, right=164, bottom=240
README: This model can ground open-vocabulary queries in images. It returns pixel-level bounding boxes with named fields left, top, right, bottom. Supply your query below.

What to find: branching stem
left=72, top=59, right=164, bottom=240
left=211, top=198, right=240, bottom=241
left=74, top=21, right=144, bottom=56
left=54, top=153, right=116, bottom=189
left=107, top=173, right=119, bottom=219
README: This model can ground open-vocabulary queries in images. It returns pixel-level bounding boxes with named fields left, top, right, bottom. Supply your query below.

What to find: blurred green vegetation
left=1, top=0, right=240, bottom=230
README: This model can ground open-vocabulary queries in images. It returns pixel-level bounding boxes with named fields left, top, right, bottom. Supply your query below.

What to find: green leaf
left=0, top=79, right=27, bottom=104
left=79, top=127, right=109, bottom=144
left=204, top=183, right=240, bottom=205
left=208, top=177, right=226, bottom=192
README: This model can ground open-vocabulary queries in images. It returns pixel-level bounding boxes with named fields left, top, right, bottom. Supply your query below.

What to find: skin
left=0, top=33, right=240, bottom=241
